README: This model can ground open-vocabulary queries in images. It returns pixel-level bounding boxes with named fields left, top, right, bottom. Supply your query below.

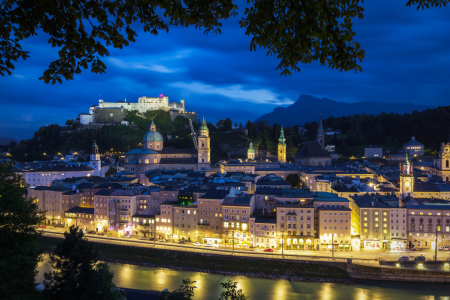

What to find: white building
left=18, top=164, right=94, bottom=188
left=390, top=207, right=407, bottom=250
left=403, top=136, right=424, bottom=156
left=364, top=145, right=382, bottom=158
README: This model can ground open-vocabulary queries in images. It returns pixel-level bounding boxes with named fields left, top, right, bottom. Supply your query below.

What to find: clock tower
left=399, top=153, right=414, bottom=204
left=278, top=126, right=286, bottom=163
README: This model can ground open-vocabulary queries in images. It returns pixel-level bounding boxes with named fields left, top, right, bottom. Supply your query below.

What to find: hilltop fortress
left=78, top=95, right=197, bottom=128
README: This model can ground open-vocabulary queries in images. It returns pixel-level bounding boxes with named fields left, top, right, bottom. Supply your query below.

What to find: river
left=35, top=258, right=450, bottom=300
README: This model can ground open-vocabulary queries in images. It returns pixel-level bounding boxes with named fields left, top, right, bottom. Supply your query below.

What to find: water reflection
left=35, top=257, right=450, bottom=300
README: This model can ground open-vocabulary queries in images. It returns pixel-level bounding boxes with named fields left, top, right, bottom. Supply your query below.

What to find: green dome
left=248, top=141, right=255, bottom=153
left=143, top=131, right=163, bottom=142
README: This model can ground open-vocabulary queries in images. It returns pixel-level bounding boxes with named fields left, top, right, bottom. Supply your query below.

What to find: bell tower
left=89, top=141, right=101, bottom=176
left=399, top=153, right=414, bottom=203
left=317, top=113, right=325, bottom=150
left=197, top=116, right=210, bottom=170
left=278, top=126, right=286, bottom=163
left=247, top=141, right=255, bottom=160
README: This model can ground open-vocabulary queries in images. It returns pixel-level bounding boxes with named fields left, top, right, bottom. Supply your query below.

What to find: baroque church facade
left=294, top=115, right=332, bottom=167
left=123, top=119, right=210, bottom=175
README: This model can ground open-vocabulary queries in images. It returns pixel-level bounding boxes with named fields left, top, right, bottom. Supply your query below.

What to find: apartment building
left=252, top=217, right=277, bottom=249
left=221, top=195, right=255, bottom=249
left=110, top=189, right=138, bottom=236
left=357, top=199, right=391, bottom=250
left=131, top=214, right=155, bottom=238
left=317, top=206, right=352, bottom=251
left=390, top=207, right=407, bottom=250
left=406, top=205, right=450, bottom=249
left=64, top=207, right=95, bottom=231
left=94, top=189, right=114, bottom=232
left=254, top=188, right=282, bottom=211
left=277, top=199, right=315, bottom=250
left=156, top=203, right=174, bottom=239
left=197, top=189, right=230, bottom=245
left=173, top=204, right=198, bottom=242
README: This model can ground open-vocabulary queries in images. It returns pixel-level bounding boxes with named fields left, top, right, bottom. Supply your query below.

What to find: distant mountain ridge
left=0, top=137, right=20, bottom=145
left=255, top=94, right=434, bottom=127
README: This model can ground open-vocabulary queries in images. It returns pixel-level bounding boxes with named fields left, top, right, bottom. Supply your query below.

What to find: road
left=41, top=227, right=450, bottom=263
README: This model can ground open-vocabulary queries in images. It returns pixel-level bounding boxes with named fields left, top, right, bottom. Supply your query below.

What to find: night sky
left=1, top=1, right=449, bottom=140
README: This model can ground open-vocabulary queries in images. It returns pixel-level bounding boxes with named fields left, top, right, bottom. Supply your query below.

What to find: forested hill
left=6, top=110, right=195, bottom=162
left=302, top=105, right=450, bottom=156
left=255, top=94, right=434, bottom=127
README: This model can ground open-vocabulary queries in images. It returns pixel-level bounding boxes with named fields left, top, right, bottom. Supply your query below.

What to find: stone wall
left=348, top=262, right=450, bottom=282
left=168, top=111, right=198, bottom=124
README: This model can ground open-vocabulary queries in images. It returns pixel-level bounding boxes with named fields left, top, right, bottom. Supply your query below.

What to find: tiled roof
left=156, top=147, right=197, bottom=154
left=222, top=196, right=252, bottom=206
left=159, top=158, right=198, bottom=164
left=95, top=189, right=116, bottom=196
left=200, top=189, right=229, bottom=200
left=295, top=141, right=331, bottom=158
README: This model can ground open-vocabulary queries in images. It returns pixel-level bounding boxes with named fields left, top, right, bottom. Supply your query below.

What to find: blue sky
left=1, top=1, right=450, bottom=140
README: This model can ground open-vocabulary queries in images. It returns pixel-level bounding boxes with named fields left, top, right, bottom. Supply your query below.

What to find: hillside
left=255, top=94, right=434, bottom=127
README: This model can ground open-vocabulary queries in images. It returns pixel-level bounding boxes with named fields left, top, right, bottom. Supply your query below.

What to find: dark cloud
left=1, top=1, right=450, bottom=139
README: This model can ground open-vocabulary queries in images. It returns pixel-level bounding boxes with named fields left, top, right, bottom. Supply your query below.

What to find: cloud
left=170, top=81, right=293, bottom=105
left=20, top=113, right=34, bottom=122
left=107, top=58, right=181, bottom=73
left=131, top=63, right=180, bottom=73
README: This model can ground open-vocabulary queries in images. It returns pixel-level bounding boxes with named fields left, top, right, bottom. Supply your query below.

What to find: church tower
left=317, top=114, right=325, bottom=150
left=438, top=135, right=450, bottom=171
left=247, top=141, right=255, bottom=160
left=198, top=116, right=210, bottom=170
left=89, top=141, right=101, bottom=176
left=399, top=153, right=415, bottom=203
left=278, top=126, right=286, bottom=164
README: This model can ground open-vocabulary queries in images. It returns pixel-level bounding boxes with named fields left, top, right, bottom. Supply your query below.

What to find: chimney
left=371, top=202, right=374, bottom=207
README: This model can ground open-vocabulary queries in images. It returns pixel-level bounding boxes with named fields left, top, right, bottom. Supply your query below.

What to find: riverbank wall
left=348, top=263, right=450, bottom=283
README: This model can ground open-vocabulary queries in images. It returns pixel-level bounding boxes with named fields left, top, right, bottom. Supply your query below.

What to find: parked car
left=121, top=235, right=131, bottom=238
left=193, top=242, right=202, bottom=246
left=159, top=239, right=168, bottom=242
left=139, top=237, right=149, bottom=240
left=439, top=246, right=450, bottom=251
left=39, top=225, right=47, bottom=228
left=204, top=243, right=213, bottom=247
left=263, top=248, right=274, bottom=252
left=177, top=240, right=186, bottom=244
left=149, top=238, right=155, bottom=241
left=414, top=256, right=426, bottom=261
left=398, top=256, right=409, bottom=261
left=87, top=231, right=96, bottom=235
left=96, top=232, right=105, bottom=236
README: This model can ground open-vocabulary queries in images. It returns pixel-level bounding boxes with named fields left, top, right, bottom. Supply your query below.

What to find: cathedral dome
left=143, top=131, right=163, bottom=142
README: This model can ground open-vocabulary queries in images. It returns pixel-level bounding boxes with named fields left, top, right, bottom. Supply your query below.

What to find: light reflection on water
left=35, top=257, right=450, bottom=300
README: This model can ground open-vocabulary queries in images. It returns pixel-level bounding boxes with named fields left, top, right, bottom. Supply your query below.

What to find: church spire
left=278, top=126, right=286, bottom=146
left=150, top=119, right=156, bottom=131
left=318, top=113, right=324, bottom=132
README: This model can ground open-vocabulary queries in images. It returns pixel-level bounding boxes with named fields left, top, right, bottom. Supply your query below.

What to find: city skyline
left=1, top=1, right=450, bottom=139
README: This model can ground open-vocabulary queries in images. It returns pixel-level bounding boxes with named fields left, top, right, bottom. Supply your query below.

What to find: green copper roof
left=248, top=141, right=255, bottom=153
left=200, top=116, right=209, bottom=132
left=278, top=127, right=286, bottom=146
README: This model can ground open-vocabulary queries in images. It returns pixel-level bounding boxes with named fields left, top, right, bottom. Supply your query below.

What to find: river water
left=35, top=258, right=450, bottom=300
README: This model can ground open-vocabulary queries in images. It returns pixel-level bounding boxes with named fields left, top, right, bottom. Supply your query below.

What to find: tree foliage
left=105, top=166, right=117, bottom=177
left=164, top=278, right=196, bottom=300
left=218, top=280, right=248, bottom=300
left=3, top=0, right=442, bottom=82
left=43, top=226, right=125, bottom=300
left=286, top=174, right=301, bottom=188
left=302, top=106, right=450, bottom=155
left=0, top=162, right=46, bottom=300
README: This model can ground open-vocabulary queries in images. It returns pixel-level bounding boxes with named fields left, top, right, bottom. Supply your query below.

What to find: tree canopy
left=43, top=226, right=125, bottom=300
left=0, top=162, right=46, bottom=300
left=1, top=0, right=444, bottom=83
